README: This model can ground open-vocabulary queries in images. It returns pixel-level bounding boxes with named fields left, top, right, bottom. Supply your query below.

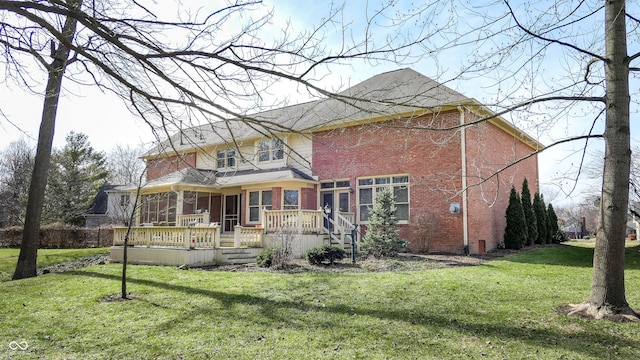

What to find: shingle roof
left=85, top=184, right=116, bottom=215
left=141, top=167, right=314, bottom=191
left=142, top=168, right=217, bottom=189
left=145, top=68, right=469, bottom=156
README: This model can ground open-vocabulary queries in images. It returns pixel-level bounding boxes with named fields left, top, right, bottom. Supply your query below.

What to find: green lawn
left=1, top=244, right=639, bottom=359
left=0, top=247, right=109, bottom=282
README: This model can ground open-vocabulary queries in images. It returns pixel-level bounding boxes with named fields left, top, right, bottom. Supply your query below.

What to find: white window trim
left=256, top=138, right=286, bottom=163
left=216, top=148, right=237, bottom=169
left=320, top=179, right=351, bottom=190
left=282, top=189, right=300, bottom=210
left=247, top=190, right=272, bottom=223
left=357, top=174, right=410, bottom=224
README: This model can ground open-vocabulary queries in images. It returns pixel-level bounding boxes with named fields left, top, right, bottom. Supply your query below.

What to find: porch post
left=234, top=225, right=242, bottom=247
left=214, top=225, right=221, bottom=248
left=184, top=228, right=191, bottom=249
left=298, top=209, right=303, bottom=234
left=176, top=190, right=184, bottom=218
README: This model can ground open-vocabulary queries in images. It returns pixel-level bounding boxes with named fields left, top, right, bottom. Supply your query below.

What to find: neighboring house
left=85, top=184, right=135, bottom=227
left=112, top=68, right=542, bottom=263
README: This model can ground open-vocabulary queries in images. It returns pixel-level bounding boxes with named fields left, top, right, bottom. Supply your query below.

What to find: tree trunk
left=12, top=0, right=82, bottom=280
left=570, top=0, right=637, bottom=320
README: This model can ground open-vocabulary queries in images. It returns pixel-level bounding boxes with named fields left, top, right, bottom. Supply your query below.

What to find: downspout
left=458, top=106, right=469, bottom=255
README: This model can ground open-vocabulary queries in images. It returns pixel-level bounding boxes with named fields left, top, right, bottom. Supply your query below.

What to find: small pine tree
left=521, top=178, right=536, bottom=246
left=532, top=192, right=548, bottom=244
left=504, top=186, right=527, bottom=249
left=361, top=187, right=405, bottom=258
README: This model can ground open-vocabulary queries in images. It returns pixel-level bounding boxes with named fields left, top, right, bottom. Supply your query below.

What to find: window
left=257, top=139, right=284, bottom=162
left=320, top=180, right=350, bottom=189
left=248, top=190, right=272, bottom=222
left=358, top=175, right=409, bottom=222
left=140, top=192, right=177, bottom=224
left=216, top=148, right=236, bottom=169
left=119, top=194, right=130, bottom=207
left=283, top=190, right=299, bottom=210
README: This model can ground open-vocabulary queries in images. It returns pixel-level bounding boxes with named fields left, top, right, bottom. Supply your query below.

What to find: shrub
left=0, top=224, right=113, bottom=248
left=547, top=203, right=560, bottom=237
left=256, top=244, right=294, bottom=270
left=256, top=248, right=274, bottom=268
left=521, top=178, right=535, bottom=246
left=306, top=244, right=346, bottom=265
left=533, top=193, right=548, bottom=244
left=270, top=227, right=297, bottom=269
left=410, top=213, right=440, bottom=253
left=504, top=186, right=527, bottom=249
left=552, top=230, right=569, bottom=244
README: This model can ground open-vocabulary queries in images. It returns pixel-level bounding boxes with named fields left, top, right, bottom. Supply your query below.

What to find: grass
left=1, top=243, right=639, bottom=359
left=0, top=247, right=109, bottom=282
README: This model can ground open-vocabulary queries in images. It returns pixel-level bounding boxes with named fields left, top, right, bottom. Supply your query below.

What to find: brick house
left=114, top=68, right=540, bottom=263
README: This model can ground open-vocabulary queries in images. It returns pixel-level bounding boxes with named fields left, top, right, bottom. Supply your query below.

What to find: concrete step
left=219, top=247, right=259, bottom=264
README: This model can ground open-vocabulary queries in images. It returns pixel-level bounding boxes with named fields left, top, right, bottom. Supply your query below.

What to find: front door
left=223, top=194, right=239, bottom=232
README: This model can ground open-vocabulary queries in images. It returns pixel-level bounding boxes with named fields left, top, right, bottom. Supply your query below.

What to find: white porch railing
left=113, top=210, right=353, bottom=250
left=113, top=225, right=221, bottom=249
left=234, top=225, right=263, bottom=247
left=336, top=212, right=355, bottom=231
left=262, top=209, right=323, bottom=234
left=177, top=212, right=210, bottom=227
left=322, top=211, right=358, bottom=249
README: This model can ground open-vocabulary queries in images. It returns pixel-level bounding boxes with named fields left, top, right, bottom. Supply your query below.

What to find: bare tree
left=0, top=0, right=436, bottom=279
left=106, top=144, right=145, bottom=186
left=452, top=0, right=637, bottom=320
left=2, top=0, right=637, bottom=321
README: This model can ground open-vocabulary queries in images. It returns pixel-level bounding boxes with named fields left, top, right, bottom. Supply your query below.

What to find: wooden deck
left=110, top=209, right=354, bottom=266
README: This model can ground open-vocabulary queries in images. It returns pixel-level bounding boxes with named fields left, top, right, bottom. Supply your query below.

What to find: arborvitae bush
left=547, top=203, right=559, bottom=236
left=533, top=192, right=548, bottom=244
left=504, top=186, right=527, bottom=249
left=521, top=178, right=536, bottom=246
left=541, top=195, right=552, bottom=244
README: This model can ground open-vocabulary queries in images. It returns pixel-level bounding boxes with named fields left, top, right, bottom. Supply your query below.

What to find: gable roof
left=145, top=68, right=541, bottom=157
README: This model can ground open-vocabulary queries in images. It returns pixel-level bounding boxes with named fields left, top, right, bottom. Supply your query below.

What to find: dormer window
left=216, top=148, right=236, bottom=169
left=257, top=139, right=284, bottom=162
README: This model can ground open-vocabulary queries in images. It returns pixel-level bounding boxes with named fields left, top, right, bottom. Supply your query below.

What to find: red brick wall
left=312, top=112, right=466, bottom=253
left=146, top=153, right=197, bottom=181
left=312, top=110, right=539, bottom=254
left=240, top=190, right=247, bottom=226
left=464, top=113, right=539, bottom=253
left=271, top=187, right=282, bottom=211
left=301, top=186, right=318, bottom=210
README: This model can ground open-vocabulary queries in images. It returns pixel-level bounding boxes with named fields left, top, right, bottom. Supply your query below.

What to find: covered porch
left=110, top=209, right=356, bottom=266
left=109, top=167, right=357, bottom=265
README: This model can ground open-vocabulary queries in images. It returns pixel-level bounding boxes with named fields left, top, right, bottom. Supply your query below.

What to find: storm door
left=223, top=194, right=239, bottom=232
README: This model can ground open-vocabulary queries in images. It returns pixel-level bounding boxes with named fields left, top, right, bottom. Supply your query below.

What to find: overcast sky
left=1, top=0, right=638, bottom=205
